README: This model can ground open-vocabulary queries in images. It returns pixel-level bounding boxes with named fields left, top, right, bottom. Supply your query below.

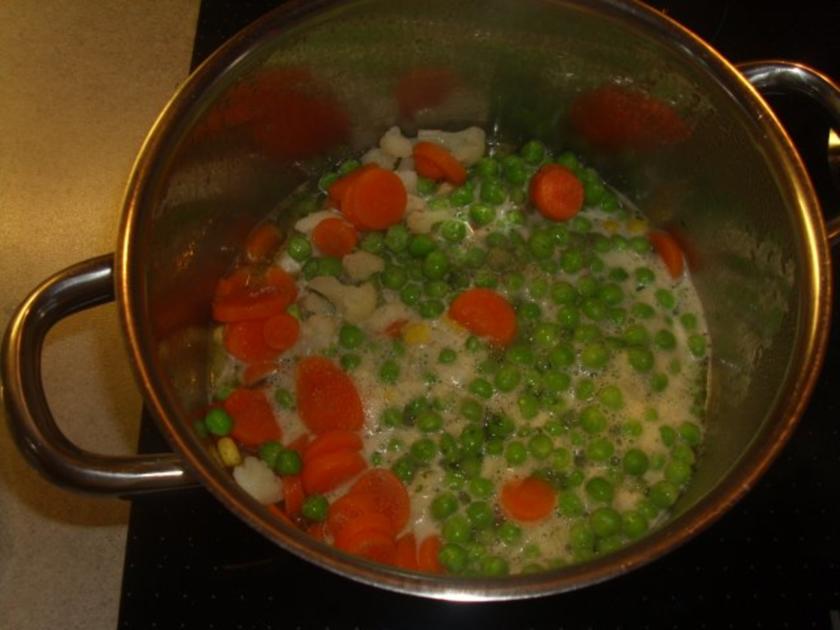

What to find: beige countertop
left=0, top=2, right=199, bottom=627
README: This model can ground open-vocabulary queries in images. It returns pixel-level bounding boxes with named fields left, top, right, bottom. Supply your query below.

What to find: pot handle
left=1, top=254, right=195, bottom=496
left=738, top=60, right=840, bottom=246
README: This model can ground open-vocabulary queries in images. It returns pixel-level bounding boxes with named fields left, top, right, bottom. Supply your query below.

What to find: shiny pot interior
left=116, top=0, right=829, bottom=599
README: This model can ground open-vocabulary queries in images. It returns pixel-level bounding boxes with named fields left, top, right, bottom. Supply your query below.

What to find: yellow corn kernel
left=217, top=437, right=242, bottom=467
left=602, top=220, right=619, bottom=234
left=402, top=322, right=430, bottom=346
left=627, top=218, right=648, bottom=234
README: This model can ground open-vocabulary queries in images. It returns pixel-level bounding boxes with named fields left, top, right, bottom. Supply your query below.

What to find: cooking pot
left=3, top=0, right=839, bottom=601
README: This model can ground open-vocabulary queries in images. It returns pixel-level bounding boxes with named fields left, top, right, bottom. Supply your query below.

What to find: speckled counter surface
left=0, top=3, right=198, bottom=628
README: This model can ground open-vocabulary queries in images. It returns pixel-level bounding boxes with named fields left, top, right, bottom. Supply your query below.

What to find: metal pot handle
left=1, top=254, right=194, bottom=496
left=738, top=60, right=840, bottom=246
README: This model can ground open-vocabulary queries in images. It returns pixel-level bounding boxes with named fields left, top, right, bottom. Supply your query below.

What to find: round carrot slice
left=500, top=476, right=556, bottom=522
left=301, top=450, right=367, bottom=495
left=327, top=163, right=376, bottom=209
left=448, top=288, right=517, bottom=347
left=413, top=141, right=467, bottom=185
left=311, top=217, right=358, bottom=257
left=282, top=475, right=305, bottom=517
left=327, top=491, right=380, bottom=538
left=333, top=512, right=396, bottom=564
left=223, top=387, right=282, bottom=447
left=224, top=320, right=280, bottom=363
left=341, top=166, right=407, bottom=231
left=296, top=356, right=364, bottom=433
left=241, top=360, right=278, bottom=386
left=303, top=430, right=363, bottom=464
left=413, top=154, right=444, bottom=180
left=394, top=532, right=419, bottom=571
left=529, top=164, right=584, bottom=221
left=245, top=222, right=282, bottom=262
left=349, top=469, right=411, bottom=534
left=213, top=266, right=298, bottom=323
left=648, top=229, right=685, bottom=279
left=417, top=535, right=444, bottom=574
left=263, top=312, right=300, bottom=352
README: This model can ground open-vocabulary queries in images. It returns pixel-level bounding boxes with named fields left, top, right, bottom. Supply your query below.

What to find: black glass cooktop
left=119, top=2, right=840, bottom=628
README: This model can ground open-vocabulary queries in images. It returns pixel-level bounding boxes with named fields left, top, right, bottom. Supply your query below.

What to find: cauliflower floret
left=379, top=126, right=413, bottom=158
left=361, top=147, right=397, bottom=170
left=307, top=277, right=377, bottom=324
left=406, top=209, right=451, bottom=234
left=343, top=251, right=385, bottom=281
left=294, top=209, right=340, bottom=233
left=417, top=126, right=486, bottom=166
left=363, top=302, right=414, bottom=334
left=297, top=312, right=338, bottom=353
left=233, top=456, right=282, bottom=504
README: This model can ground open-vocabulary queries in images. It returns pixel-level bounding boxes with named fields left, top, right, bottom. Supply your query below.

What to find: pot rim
left=115, top=0, right=832, bottom=600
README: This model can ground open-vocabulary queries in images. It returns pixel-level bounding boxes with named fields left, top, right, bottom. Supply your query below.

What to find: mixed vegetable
left=199, top=126, right=709, bottom=576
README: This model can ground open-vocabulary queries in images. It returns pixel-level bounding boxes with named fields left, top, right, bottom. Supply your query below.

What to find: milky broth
left=207, top=128, right=709, bottom=575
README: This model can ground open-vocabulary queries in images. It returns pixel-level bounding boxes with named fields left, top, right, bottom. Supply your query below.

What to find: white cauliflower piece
left=417, top=126, right=486, bottom=166
left=361, top=147, right=397, bottom=170
left=406, top=194, right=426, bottom=213
left=294, top=209, right=340, bottom=233
left=299, top=291, right=333, bottom=316
left=396, top=169, right=417, bottom=193
left=363, top=302, right=414, bottom=334
left=307, top=277, right=377, bottom=324
left=343, top=251, right=385, bottom=281
left=298, top=312, right=337, bottom=353
left=233, top=456, right=282, bottom=505
left=398, top=157, right=415, bottom=172
left=379, top=126, right=413, bottom=158
left=406, top=209, right=451, bottom=234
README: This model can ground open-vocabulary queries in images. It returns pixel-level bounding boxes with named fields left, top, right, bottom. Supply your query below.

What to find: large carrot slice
left=529, top=164, right=584, bottom=221
left=327, top=491, right=380, bottom=538
left=341, top=166, right=407, bottom=231
left=328, top=163, right=376, bottom=209
left=296, top=356, right=364, bottom=433
left=349, top=469, right=411, bottom=534
left=448, top=288, right=517, bottom=347
left=283, top=475, right=305, bottom=517
left=333, top=512, right=396, bottom=564
left=311, top=217, right=358, bottom=258
left=303, top=430, right=363, bottom=464
left=412, top=142, right=467, bottom=185
left=223, top=388, right=282, bottom=447
left=213, top=266, right=298, bottom=323
left=224, top=320, right=280, bottom=364
left=245, top=222, right=282, bottom=262
left=263, top=312, right=300, bottom=352
left=417, top=535, right=444, bottom=574
left=394, top=532, right=419, bottom=571
left=286, top=433, right=311, bottom=457
left=301, top=449, right=367, bottom=494
left=241, top=360, right=279, bottom=386
left=500, top=476, right=556, bottom=522
left=413, top=154, right=444, bottom=180
left=648, top=229, right=685, bottom=279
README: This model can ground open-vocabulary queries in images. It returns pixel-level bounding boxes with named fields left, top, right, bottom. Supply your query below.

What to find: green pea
left=437, top=220, right=466, bottom=244
left=431, top=492, right=459, bottom=520
left=533, top=322, right=559, bottom=347
left=512, top=394, right=538, bottom=420
left=679, top=422, right=702, bottom=446
left=635, top=266, right=655, bottom=287
left=379, top=264, right=406, bottom=290
left=488, top=414, right=516, bottom=440
left=459, top=426, right=484, bottom=457
left=476, top=156, right=500, bottom=178
left=443, top=514, right=472, bottom=544
left=505, top=441, right=527, bottom=465
left=543, top=370, right=571, bottom=394
left=581, top=298, right=607, bottom=322
left=569, top=521, right=596, bottom=552
left=528, top=230, right=554, bottom=259
left=636, top=498, right=660, bottom=521
left=408, top=234, right=436, bottom=258
left=463, top=246, right=488, bottom=268
left=558, top=491, right=585, bottom=517
left=627, top=347, right=655, bottom=373
left=498, top=521, right=522, bottom=544
left=551, top=447, right=572, bottom=472
left=338, top=323, right=364, bottom=349
left=274, top=388, right=295, bottom=409
left=521, top=140, right=546, bottom=164
left=438, top=543, right=467, bottom=574
left=651, top=372, right=669, bottom=392
left=581, top=342, right=610, bottom=370
left=580, top=406, right=606, bottom=434
left=399, top=283, right=422, bottom=306
left=493, top=364, right=521, bottom=392
left=654, top=329, right=677, bottom=351
left=275, top=449, right=302, bottom=476
left=680, top=313, right=698, bottom=330
left=469, top=203, right=495, bottom=227
left=318, top=171, right=339, bottom=191
left=379, top=359, right=400, bottom=383
left=608, top=267, right=629, bottom=282
left=419, top=299, right=445, bottom=319
left=649, top=479, right=679, bottom=508
left=480, top=178, right=507, bottom=205
left=586, top=437, right=614, bottom=462
left=599, top=283, right=624, bottom=306
left=385, top=224, right=410, bottom=252
left=659, top=425, right=677, bottom=447
left=415, top=175, right=437, bottom=196
left=549, top=343, right=575, bottom=368
left=551, top=281, right=577, bottom=305
left=501, top=154, right=528, bottom=184
left=622, top=448, right=649, bottom=476
left=528, top=434, right=554, bottom=460
left=391, top=455, right=416, bottom=483
left=469, top=477, right=494, bottom=500
left=299, top=494, right=329, bottom=522
left=622, top=510, right=649, bottom=539
left=340, top=353, right=361, bottom=371
left=506, top=207, right=527, bottom=223
left=466, top=501, right=494, bottom=529
left=380, top=407, right=401, bottom=428
left=597, top=385, right=624, bottom=410
left=460, top=455, right=483, bottom=479
left=585, top=476, right=614, bottom=503
left=432, top=348, right=456, bottom=366
left=622, top=420, right=642, bottom=438
left=590, top=507, right=622, bottom=537
left=481, top=556, right=510, bottom=577
left=556, top=305, right=581, bottom=329
left=665, top=459, right=693, bottom=486
left=623, top=324, right=650, bottom=346
left=569, top=216, right=592, bottom=233
left=561, top=248, right=584, bottom=274
left=316, top=257, right=342, bottom=277
left=611, top=234, right=629, bottom=250
left=608, top=307, right=627, bottom=325
left=460, top=398, right=484, bottom=423
left=449, top=183, right=475, bottom=206
left=287, top=235, right=312, bottom=262
left=409, top=438, right=437, bottom=462
left=359, top=232, right=384, bottom=254
left=258, top=441, right=283, bottom=468
left=688, top=334, right=707, bottom=357
left=575, top=378, right=596, bottom=401
left=205, top=408, right=233, bottom=436
left=573, top=324, right=600, bottom=344
left=518, top=301, right=542, bottom=320
left=655, top=288, right=676, bottom=310
left=439, top=433, right=460, bottom=463
left=631, top=302, right=656, bottom=319
left=503, top=273, right=525, bottom=294
left=417, top=411, right=444, bottom=433
left=566, top=469, right=585, bottom=487
left=468, top=378, right=494, bottom=399
left=629, top=236, right=651, bottom=254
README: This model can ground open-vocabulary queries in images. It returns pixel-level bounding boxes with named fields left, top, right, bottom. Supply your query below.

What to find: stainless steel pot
left=3, top=0, right=839, bottom=601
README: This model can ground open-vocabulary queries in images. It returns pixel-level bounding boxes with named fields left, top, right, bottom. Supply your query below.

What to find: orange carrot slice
left=333, top=512, right=396, bottom=564
left=417, top=535, right=444, bottom=574
left=500, top=476, right=556, bottom=522
left=296, top=356, right=364, bottom=433
left=529, top=164, right=584, bottom=221
left=223, top=320, right=280, bottom=364
left=327, top=491, right=380, bottom=538
left=349, top=469, right=411, bottom=534
left=242, top=360, right=279, bottom=386
left=394, top=532, right=419, bottom=571
left=223, top=388, right=282, bottom=447
left=301, top=450, right=367, bottom=495
left=328, top=163, right=376, bottom=209
left=245, top=222, right=282, bottom=262
left=303, top=430, right=363, bottom=464
left=412, top=142, right=467, bottom=185
left=341, top=166, right=407, bottom=231
left=263, top=312, right=300, bottom=352
left=286, top=433, right=311, bottom=457
left=212, top=266, right=298, bottom=323
left=311, top=217, right=358, bottom=257
left=383, top=319, right=408, bottom=339
left=448, top=288, right=517, bottom=347
left=648, top=229, right=685, bottom=279
left=283, top=475, right=305, bottom=517
left=307, top=522, right=327, bottom=541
